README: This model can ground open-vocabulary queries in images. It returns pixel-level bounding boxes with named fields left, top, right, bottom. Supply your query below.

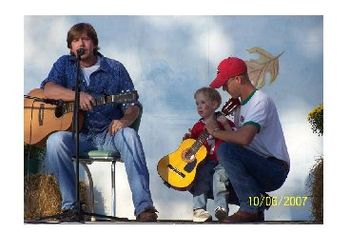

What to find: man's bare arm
left=43, top=82, right=95, bottom=111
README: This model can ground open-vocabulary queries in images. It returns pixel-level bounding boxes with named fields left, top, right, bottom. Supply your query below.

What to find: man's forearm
left=121, top=105, right=140, bottom=127
left=43, top=82, right=75, bottom=101
left=212, top=125, right=258, bottom=146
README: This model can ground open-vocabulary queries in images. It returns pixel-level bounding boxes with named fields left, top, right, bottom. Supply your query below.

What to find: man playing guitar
left=39, top=23, right=157, bottom=222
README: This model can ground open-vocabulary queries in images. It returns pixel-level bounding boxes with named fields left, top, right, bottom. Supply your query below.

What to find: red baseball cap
left=210, top=57, right=247, bottom=88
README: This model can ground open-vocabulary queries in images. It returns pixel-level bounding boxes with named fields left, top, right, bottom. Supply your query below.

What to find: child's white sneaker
left=193, top=208, right=212, bottom=222
left=214, top=206, right=228, bottom=222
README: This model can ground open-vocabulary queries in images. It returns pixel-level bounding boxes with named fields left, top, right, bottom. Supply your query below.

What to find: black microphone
left=76, top=48, right=85, bottom=58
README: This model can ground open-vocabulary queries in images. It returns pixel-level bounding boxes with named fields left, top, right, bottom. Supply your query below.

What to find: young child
left=187, top=87, right=235, bottom=222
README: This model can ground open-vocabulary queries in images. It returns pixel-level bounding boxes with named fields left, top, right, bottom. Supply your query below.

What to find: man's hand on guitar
left=217, top=115, right=230, bottom=128
left=80, top=92, right=96, bottom=111
left=205, top=121, right=221, bottom=137
left=108, top=119, right=128, bottom=135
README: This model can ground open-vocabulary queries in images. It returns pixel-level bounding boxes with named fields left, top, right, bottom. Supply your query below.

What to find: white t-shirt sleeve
left=243, top=98, right=269, bottom=132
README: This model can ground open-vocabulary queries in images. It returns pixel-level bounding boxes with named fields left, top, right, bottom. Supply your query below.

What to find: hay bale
left=24, top=174, right=90, bottom=220
left=309, top=157, right=323, bottom=223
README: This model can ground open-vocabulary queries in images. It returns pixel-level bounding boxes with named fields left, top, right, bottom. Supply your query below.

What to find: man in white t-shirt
left=206, top=57, right=290, bottom=223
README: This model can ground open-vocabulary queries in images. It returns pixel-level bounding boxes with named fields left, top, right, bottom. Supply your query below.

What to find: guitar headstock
left=114, top=90, right=139, bottom=104
left=221, top=98, right=240, bottom=116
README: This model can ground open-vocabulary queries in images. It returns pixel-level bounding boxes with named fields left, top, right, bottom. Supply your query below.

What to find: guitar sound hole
left=182, top=150, right=195, bottom=163
left=184, top=159, right=197, bottom=173
left=54, top=106, right=64, bottom=118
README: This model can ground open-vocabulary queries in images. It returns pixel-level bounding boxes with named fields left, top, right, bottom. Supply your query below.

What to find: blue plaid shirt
left=41, top=53, right=136, bottom=137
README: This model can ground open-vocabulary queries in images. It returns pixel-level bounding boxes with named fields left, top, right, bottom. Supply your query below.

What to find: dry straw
left=309, top=157, right=323, bottom=223
left=24, top=174, right=90, bottom=220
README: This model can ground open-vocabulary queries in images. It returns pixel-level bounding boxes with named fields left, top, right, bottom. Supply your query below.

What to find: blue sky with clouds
left=24, top=15, right=323, bottom=221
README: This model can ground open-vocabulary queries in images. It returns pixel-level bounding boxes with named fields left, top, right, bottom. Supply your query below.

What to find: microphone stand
left=72, top=50, right=82, bottom=221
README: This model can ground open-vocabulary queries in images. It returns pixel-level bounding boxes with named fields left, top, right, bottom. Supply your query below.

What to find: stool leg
left=80, top=162, right=96, bottom=221
left=111, top=161, right=116, bottom=217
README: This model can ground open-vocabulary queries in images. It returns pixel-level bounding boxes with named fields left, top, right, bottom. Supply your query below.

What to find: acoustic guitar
left=157, top=98, right=240, bottom=190
left=24, top=88, right=138, bottom=146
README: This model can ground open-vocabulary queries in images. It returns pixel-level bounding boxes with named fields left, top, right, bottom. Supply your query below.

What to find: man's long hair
left=66, top=23, right=100, bottom=55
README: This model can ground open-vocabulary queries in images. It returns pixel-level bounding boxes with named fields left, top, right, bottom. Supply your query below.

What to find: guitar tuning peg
left=121, top=90, right=125, bottom=93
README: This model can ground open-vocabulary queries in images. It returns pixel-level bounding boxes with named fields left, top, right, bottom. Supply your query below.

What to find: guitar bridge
left=167, top=164, right=185, bottom=178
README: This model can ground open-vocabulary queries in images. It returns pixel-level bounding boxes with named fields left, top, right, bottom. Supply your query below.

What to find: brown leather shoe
left=258, top=210, right=265, bottom=221
left=222, top=210, right=262, bottom=223
left=136, top=207, right=158, bottom=222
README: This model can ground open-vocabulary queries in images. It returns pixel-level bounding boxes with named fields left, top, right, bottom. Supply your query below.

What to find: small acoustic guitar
left=157, top=98, right=240, bottom=190
left=24, top=88, right=138, bottom=146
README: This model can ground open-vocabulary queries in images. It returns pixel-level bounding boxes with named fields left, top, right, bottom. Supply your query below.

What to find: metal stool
left=78, top=150, right=123, bottom=217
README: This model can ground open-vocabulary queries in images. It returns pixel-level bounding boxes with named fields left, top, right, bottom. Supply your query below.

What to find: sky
left=23, top=15, right=323, bottom=221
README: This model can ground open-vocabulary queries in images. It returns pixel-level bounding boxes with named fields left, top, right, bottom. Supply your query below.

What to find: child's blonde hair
left=194, top=87, right=222, bottom=108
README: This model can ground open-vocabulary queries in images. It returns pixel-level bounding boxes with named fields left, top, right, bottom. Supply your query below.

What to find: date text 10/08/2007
left=248, top=196, right=308, bottom=207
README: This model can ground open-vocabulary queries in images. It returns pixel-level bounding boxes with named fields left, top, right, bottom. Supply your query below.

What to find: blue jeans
left=192, top=160, right=229, bottom=211
left=44, top=127, right=155, bottom=216
left=213, top=163, right=230, bottom=211
left=217, top=143, right=289, bottom=213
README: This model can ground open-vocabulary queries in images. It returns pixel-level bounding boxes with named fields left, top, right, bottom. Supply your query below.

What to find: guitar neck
left=183, top=100, right=239, bottom=161
left=188, top=108, right=234, bottom=155
left=186, top=111, right=232, bottom=157
left=187, top=130, right=210, bottom=155
left=61, top=92, right=138, bottom=114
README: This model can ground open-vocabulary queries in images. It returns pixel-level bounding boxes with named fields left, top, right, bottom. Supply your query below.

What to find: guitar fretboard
left=61, top=91, right=138, bottom=114
left=185, top=131, right=210, bottom=159
left=183, top=99, right=239, bottom=160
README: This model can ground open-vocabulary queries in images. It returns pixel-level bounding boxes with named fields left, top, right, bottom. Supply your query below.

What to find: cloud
left=196, top=24, right=234, bottom=67
left=301, top=26, right=323, bottom=59
left=142, top=16, right=234, bottom=77
left=24, top=16, right=73, bottom=92
left=24, top=16, right=71, bottom=69
left=103, top=45, right=143, bottom=84
left=290, top=19, right=323, bottom=61
left=143, top=16, right=235, bottom=66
